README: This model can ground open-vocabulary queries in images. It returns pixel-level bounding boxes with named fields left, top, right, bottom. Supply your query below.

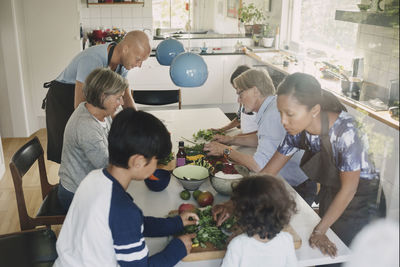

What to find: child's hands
left=180, top=212, right=199, bottom=226
left=178, top=233, right=197, bottom=255
left=212, top=201, right=234, bottom=226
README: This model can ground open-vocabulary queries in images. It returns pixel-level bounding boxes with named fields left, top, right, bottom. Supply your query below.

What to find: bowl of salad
left=210, top=163, right=249, bottom=195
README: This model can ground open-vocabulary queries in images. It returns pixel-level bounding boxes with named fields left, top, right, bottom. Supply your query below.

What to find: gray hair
left=83, top=68, right=129, bottom=109
left=233, top=69, right=275, bottom=97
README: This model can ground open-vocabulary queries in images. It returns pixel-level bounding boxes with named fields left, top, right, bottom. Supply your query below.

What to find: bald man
left=44, top=30, right=151, bottom=163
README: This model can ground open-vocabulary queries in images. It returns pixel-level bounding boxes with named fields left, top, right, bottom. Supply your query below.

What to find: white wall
left=0, top=0, right=81, bottom=138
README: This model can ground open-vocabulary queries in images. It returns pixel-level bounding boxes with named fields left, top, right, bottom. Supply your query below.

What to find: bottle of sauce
left=176, top=141, right=186, bottom=167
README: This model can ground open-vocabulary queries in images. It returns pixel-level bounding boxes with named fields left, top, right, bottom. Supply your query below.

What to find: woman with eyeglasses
left=57, top=68, right=128, bottom=212
left=204, top=69, right=313, bottom=204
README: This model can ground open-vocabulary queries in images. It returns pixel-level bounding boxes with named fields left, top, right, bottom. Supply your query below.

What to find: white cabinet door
left=222, top=55, right=246, bottom=104
left=180, top=56, right=224, bottom=105
left=127, top=57, right=177, bottom=90
left=0, top=135, right=5, bottom=180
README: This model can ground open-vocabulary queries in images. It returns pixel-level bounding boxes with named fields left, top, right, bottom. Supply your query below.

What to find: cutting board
left=169, top=210, right=302, bottom=262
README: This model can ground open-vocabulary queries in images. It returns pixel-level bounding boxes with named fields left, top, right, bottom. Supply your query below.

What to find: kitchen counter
left=154, top=33, right=251, bottom=40
left=150, top=47, right=246, bottom=57
left=245, top=49, right=399, bottom=130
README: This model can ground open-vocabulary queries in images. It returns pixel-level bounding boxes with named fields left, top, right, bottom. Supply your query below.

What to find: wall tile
left=142, top=3, right=152, bottom=17
left=100, top=17, right=112, bottom=29
left=111, top=17, right=123, bottom=28
left=89, top=6, right=101, bottom=18
left=132, top=6, right=142, bottom=17
left=100, top=6, right=112, bottom=18
left=122, top=6, right=132, bottom=18
left=380, top=37, right=394, bottom=55
left=122, top=18, right=133, bottom=29
left=378, top=70, right=389, bottom=87
left=90, top=18, right=101, bottom=29
left=132, top=18, right=143, bottom=28
left=111, top=6, right=122, bottom=17
left=389, top=56, right=399, bottom=73
left=142, top=17, right=153, bottom=29
left=378, top=54, right=391, bottom=72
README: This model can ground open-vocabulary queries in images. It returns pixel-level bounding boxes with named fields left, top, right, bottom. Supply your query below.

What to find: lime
left=193, top=190, right=202, bottom=200
left=180, top=190, right=191, bottom=200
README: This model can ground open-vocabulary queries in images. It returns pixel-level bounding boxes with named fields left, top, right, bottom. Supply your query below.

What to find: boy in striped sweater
left=55, top=108, right=198, bottom=267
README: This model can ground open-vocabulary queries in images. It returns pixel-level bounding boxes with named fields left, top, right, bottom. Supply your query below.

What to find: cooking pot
left=341, top=77, right=362, bottom=101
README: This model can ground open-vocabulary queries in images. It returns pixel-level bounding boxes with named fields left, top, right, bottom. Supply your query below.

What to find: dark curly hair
left=231, top=175, right=297, bottom=240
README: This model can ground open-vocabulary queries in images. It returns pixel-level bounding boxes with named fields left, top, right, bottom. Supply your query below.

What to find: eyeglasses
left=236, top=89, right=246, bottom=99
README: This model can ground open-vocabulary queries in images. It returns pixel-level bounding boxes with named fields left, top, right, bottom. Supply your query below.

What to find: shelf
left=335, top=10, right=398, bottom=28
left=86, top=1, right=144, bottom=7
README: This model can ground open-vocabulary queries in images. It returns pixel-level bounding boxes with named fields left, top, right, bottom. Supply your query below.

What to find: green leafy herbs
left=192, top=129, right=224, bottom=142
left=184, top=143, right=205, bottom=155
left=183, top=205, right=236, bottom=249
left=158, top=152, right=174, bottom=166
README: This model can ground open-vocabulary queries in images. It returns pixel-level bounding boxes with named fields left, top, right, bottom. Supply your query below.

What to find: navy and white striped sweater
left=55, top=168, right=186, bottom=267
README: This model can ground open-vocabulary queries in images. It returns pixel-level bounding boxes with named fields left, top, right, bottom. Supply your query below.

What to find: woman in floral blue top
left=260, top=73, right=385, bottom=261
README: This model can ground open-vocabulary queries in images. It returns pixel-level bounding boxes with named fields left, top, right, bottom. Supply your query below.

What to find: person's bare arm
left=74, top=81, right=85, bottom=108
left=203, top=141, right=260, bottom=172
left=213, top=133, right=258, bottom=148
left=211, top=117, right=240, bottom=133
left=122, top=87, right=137, bottom=110
left=259, top=150, right=292, bottom=176
left=309, top=170, right=360, bottom=257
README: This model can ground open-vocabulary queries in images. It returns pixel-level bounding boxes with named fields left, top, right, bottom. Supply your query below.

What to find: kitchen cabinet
left=222, top=55, right=246, bottom=104
left=128, top=55, right=246, bottom=107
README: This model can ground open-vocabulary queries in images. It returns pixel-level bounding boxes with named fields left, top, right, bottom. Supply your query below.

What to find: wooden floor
left=0, top=128, right=61, bottom=235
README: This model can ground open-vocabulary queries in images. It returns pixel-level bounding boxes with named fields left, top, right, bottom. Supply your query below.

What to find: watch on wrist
left=223, top=147, right=232, bottom=158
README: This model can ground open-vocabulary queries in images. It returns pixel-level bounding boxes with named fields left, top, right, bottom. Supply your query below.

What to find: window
left=287, top=0, right=359, bottom=64
left=153, top=0, right=192, bottom=30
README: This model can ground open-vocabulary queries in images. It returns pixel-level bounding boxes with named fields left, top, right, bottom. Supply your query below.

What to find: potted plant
left=238, top=3, right=265, bottom=36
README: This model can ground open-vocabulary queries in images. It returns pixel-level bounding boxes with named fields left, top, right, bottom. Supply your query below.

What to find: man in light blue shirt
left=44, top=31, right=150, bottom=163
left=205, top=69, right=315, bottom=204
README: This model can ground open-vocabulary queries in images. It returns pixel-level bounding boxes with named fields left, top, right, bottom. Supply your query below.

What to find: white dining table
left=126, top=108, right=351, bottom=266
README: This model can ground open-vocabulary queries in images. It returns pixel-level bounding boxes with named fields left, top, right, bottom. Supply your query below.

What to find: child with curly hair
left=221, top=175, right=298, bottom=267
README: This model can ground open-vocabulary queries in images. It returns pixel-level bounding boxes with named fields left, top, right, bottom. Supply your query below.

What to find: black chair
left=9, top=136, right=66, bottom=231
left=0, top=228, right=58, bottom=267
left=132, top=89, right=182, bottom=109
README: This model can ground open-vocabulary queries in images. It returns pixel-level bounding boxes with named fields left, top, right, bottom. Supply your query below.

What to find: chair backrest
left=132, top=89, right=182, bottom=109
left=9, top=136, right=65, bottom=230
left=10, top=137, right=52, bottom=199
left=0, top=228, right=58, bottom=267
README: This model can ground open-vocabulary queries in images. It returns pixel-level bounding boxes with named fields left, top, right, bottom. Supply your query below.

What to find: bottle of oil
left=176, top=141, right=186, bottom=167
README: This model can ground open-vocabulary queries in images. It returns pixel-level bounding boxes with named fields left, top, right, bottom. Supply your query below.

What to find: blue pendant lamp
left=155, top=38, right=185, bottom=66
left=170, top=52, right=208, bottom=87
left=169, top=0, right=208, bottom=87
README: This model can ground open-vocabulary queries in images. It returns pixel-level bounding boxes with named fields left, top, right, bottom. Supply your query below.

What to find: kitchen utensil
left=180, top=136, right=198, bottom=145
left=173, top=165, right=209, bottom=191
left=341, top=77, right=362, bottom=100
left=352, top=58, right=364, bottom=79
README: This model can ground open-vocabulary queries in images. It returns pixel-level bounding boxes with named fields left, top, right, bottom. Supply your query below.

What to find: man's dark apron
left=299, top=112, right=385, bottom=246
left=43, top=42, right=120, bottom=163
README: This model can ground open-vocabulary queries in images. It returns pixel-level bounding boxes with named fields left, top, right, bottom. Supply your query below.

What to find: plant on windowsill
left=238, top=3, right=265, bottom=36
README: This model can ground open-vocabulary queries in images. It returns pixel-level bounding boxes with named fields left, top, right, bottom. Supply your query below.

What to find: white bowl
left=172, top=165, right=209, bottom=191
